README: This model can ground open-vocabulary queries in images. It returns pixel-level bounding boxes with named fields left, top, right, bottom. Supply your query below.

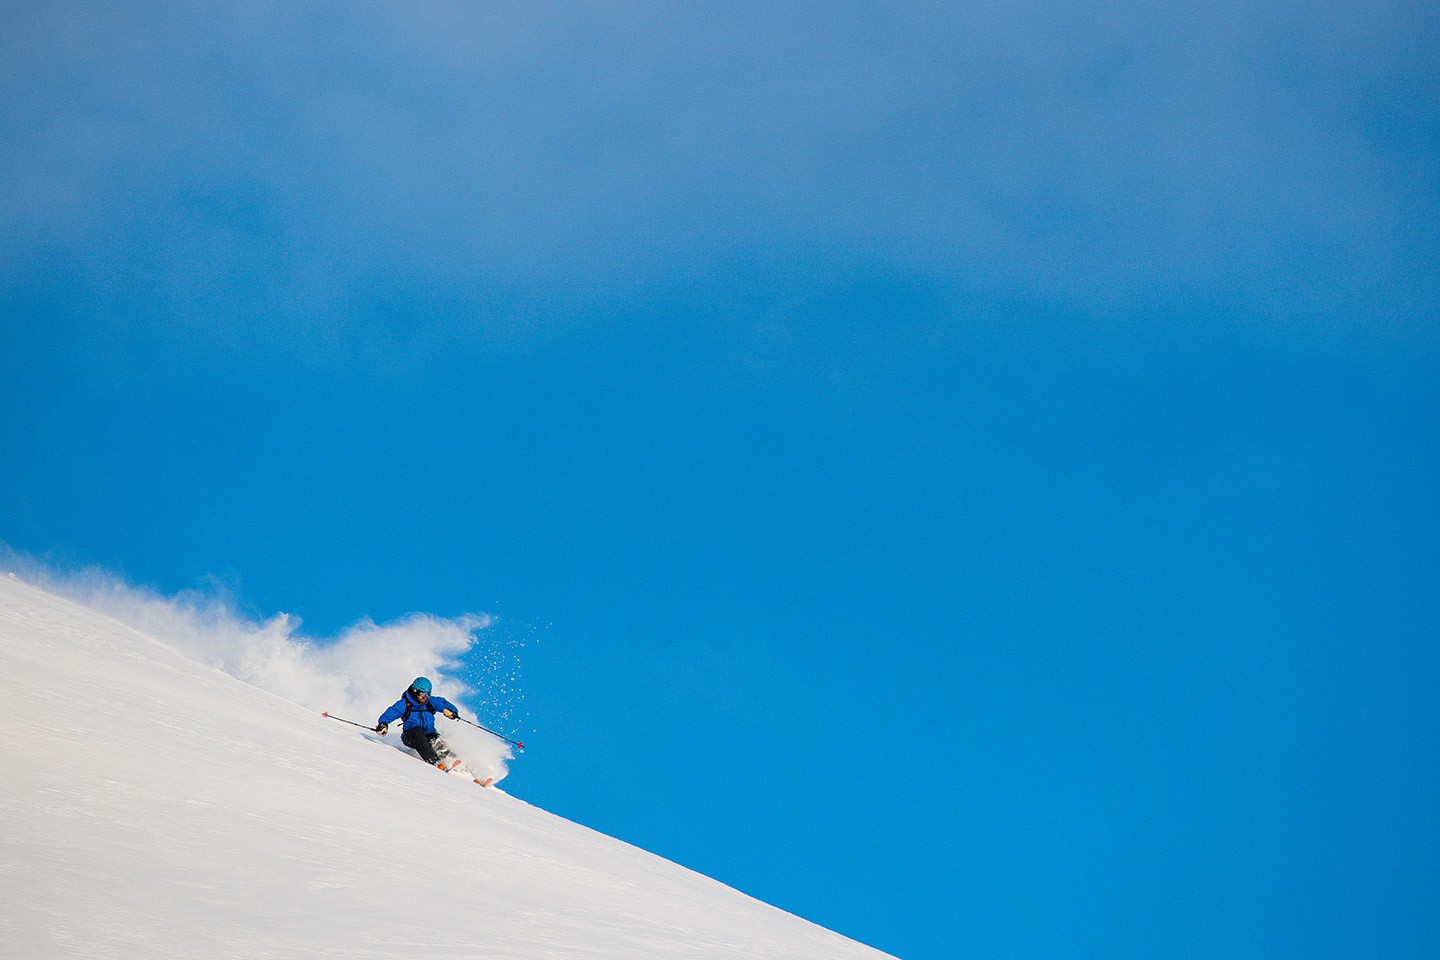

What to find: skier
left=374, top=677, right=461, bottom=767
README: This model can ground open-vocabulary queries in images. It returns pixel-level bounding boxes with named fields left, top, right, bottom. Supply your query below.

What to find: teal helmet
left=411, top=677, right=433, bottom=694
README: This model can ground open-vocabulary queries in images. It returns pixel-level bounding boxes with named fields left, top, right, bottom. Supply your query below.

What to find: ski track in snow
left=0, top=575, right=895, bottom=960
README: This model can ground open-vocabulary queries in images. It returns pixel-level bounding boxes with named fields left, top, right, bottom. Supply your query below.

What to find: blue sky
left=3, top=3, right=1438, bottom=958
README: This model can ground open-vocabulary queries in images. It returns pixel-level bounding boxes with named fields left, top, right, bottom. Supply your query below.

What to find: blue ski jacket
left=378, top=690, right=459, bottom=735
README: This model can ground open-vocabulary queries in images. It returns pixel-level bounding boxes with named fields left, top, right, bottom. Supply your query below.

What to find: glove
left=443, top=709, right=458, bottom=720
left=374, top=722, right=388, bottom=735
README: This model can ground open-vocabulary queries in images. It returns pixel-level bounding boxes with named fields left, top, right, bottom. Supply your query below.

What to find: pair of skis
left=434, top=747, right=495, bottom=788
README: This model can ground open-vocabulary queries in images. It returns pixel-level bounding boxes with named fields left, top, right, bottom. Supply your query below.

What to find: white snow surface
left=0, top=574, right=894, bottom=959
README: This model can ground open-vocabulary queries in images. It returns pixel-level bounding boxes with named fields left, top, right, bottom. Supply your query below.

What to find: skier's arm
left=376, top=699, right=406, bottom=726
left=432, top=696, right=459, bottom=719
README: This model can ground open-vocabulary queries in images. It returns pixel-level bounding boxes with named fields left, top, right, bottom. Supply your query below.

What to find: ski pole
left=322, top=711, right=379, bottom=731
left=455, top=715, right=525, bottom=751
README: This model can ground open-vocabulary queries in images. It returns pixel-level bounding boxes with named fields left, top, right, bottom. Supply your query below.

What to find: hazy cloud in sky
left=2, top=1, right=1436, bottom=360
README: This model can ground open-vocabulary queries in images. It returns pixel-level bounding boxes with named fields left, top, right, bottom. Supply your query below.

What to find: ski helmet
left=412, top=676, right=433, bottom=694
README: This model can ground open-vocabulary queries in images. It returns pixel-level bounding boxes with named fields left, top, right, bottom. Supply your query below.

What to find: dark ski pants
left=402, top=727, right=442, bottom=764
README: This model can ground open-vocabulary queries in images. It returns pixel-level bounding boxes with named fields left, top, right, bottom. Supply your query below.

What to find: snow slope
left=0, top=574, right=895, bottom=960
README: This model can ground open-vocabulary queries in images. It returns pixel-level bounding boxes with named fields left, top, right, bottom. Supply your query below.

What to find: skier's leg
left=401, top=727, right=442, bottom=764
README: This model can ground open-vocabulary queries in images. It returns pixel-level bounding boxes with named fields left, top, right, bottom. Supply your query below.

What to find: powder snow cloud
left=2, top=550, right=523, bottom=780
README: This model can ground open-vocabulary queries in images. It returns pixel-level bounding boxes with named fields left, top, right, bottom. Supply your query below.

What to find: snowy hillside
left=0, top=574, right=895, bottom=960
